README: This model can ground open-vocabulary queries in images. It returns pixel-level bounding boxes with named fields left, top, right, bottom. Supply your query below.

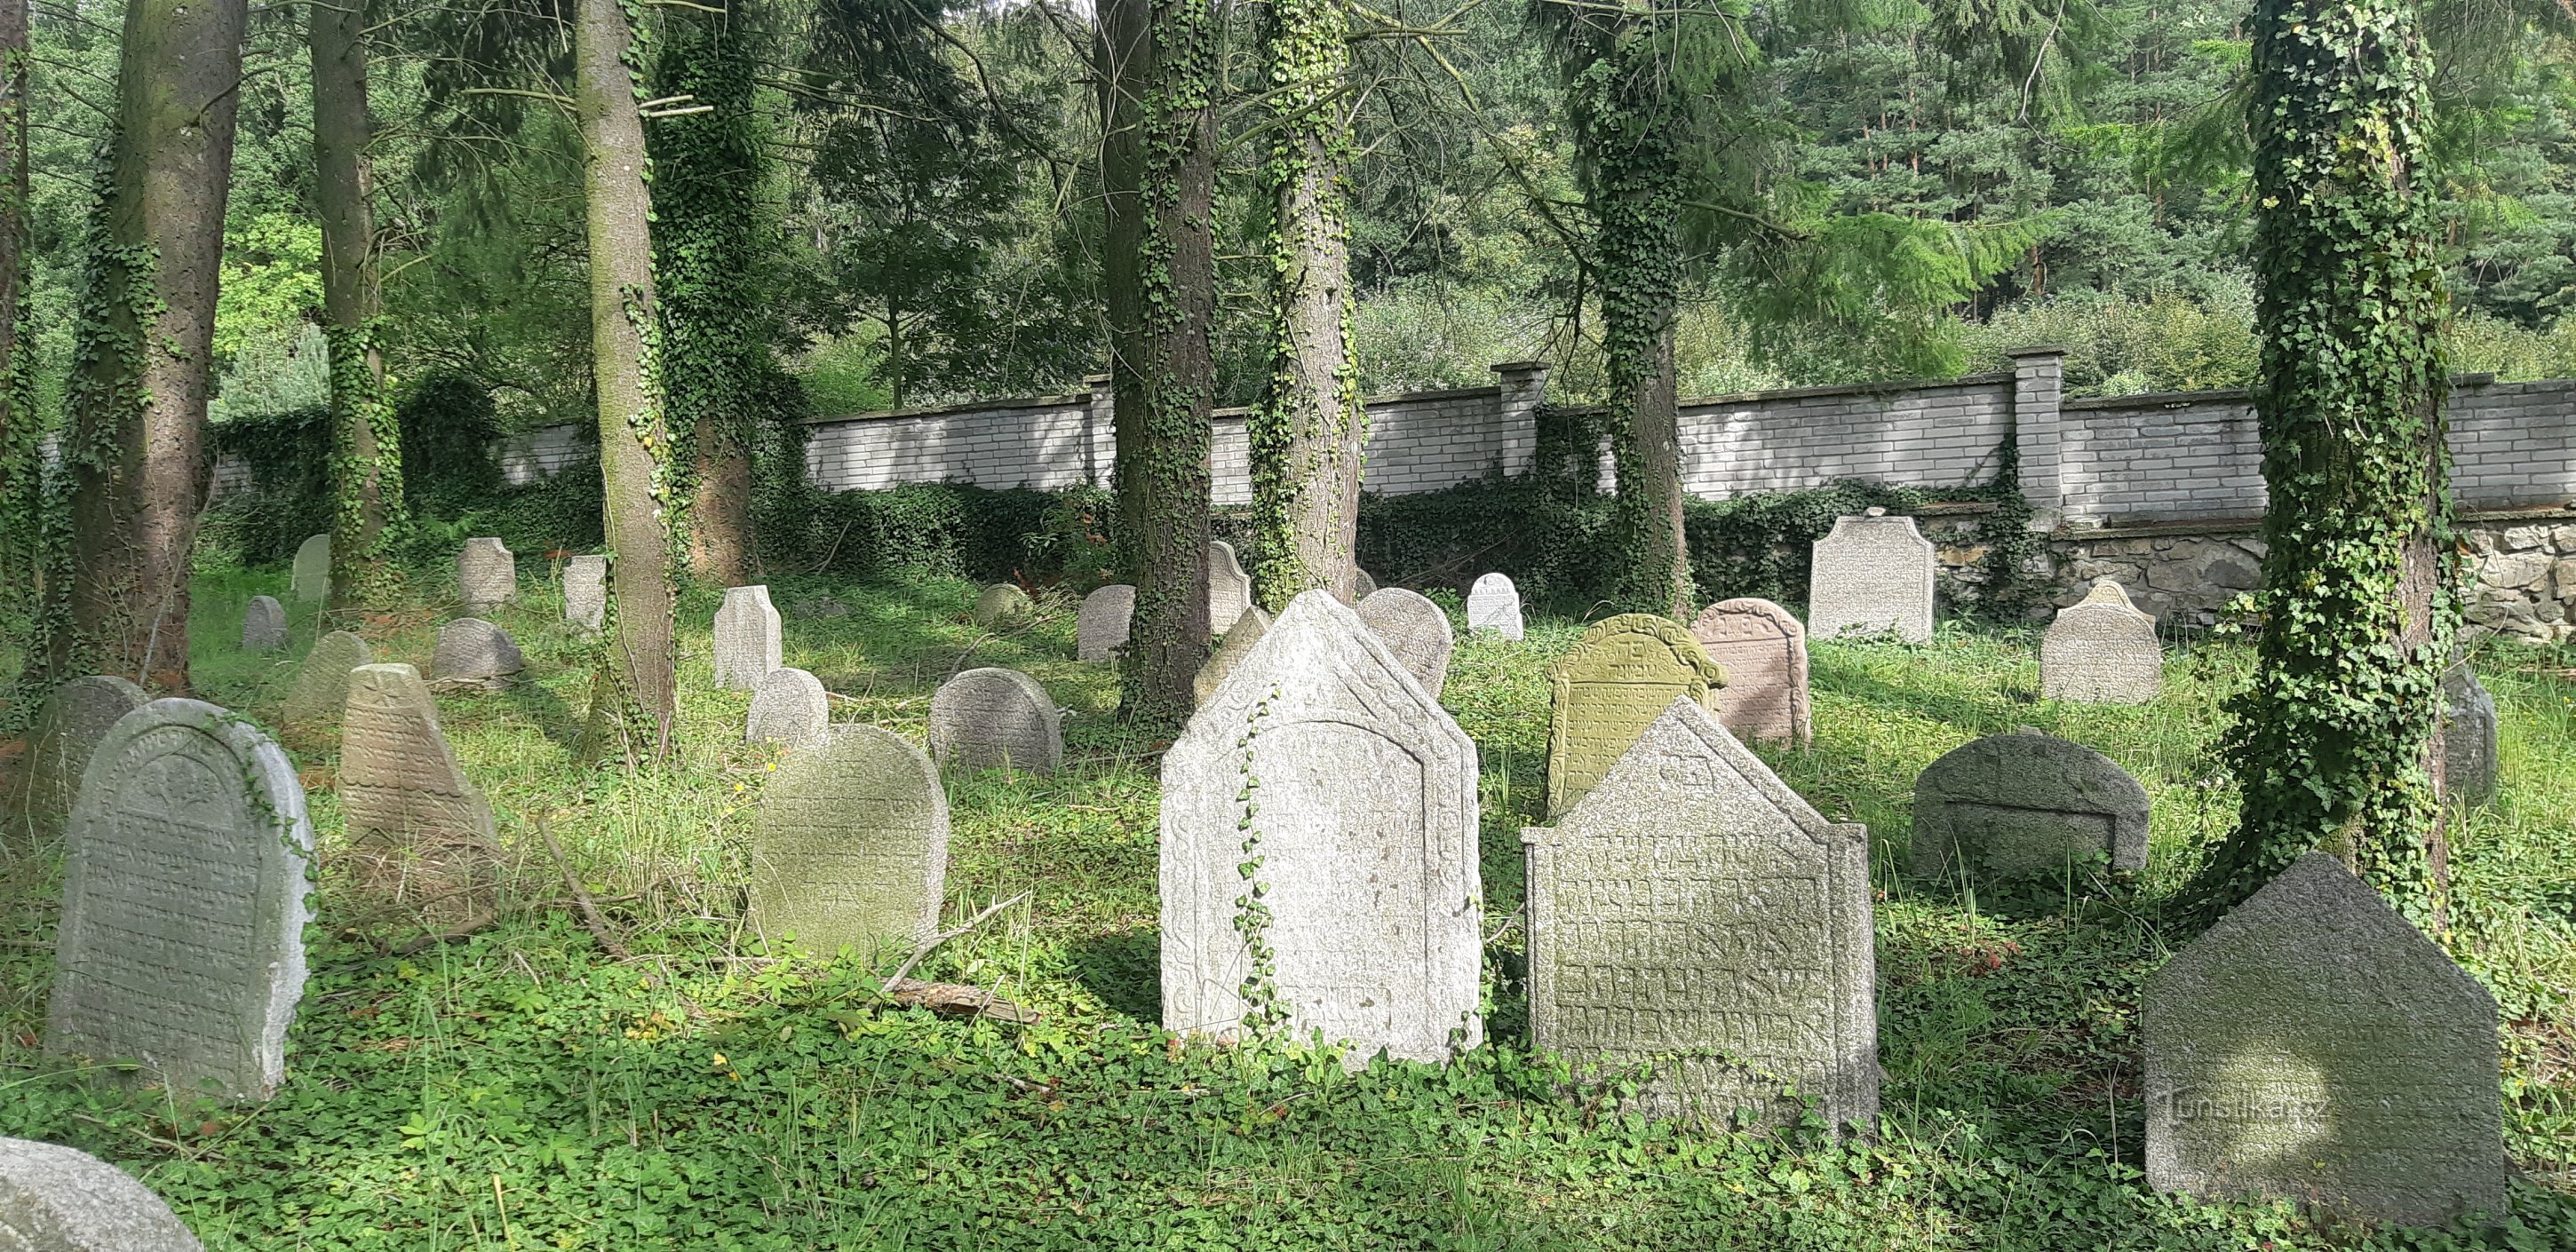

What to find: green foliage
left=1961, top=281, right=2262, bottom=397
left=210, top=212, right=322, bottom=367
left=322, top=323, right=410, bottom=608
left=197, top=407, right=338, bottom=568
left=764, top=481, right=1110, bottom=586
left=393, top=370, right=508, bottom=511
left=790, top=331, right=892, bottom=416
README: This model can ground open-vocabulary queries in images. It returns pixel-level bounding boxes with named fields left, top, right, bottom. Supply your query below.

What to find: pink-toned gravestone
left=1690, top=598, right=1812, bottom=745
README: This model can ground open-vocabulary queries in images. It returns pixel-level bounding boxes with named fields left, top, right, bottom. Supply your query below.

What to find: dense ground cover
left=1, top=563, right=2572, bottom=1250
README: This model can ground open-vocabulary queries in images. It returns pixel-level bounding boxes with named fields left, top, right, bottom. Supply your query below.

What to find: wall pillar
left=1491, top=360, right=1549, bottom=476
left=2006, top=346, right=2067, bottom=527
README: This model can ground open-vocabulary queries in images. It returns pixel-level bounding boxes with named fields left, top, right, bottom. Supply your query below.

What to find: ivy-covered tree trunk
left=0, top=0, right=32, bottom=639
left=2189, top=0, right=2453, bottom=921
left=1248, top=0, right=1363, bottom=608
left=576, top=0, right=680, bottom=761
left=1099, top=0, right=1216, bottom=721
left=313, top=0, right=405, bottom=612
left=54, top=0, right=250, bottom=693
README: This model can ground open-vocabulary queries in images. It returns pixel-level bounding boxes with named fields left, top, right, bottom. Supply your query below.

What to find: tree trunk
left=576, top=0, right=679, bottom=761
left=1098, top=0, right=1216, bottom=723
left=56, top=0, right=250, bottom=693
left=1627, top=315, right=1690, bottom=619
left=1249, top=0, right=1364, bottom=609
left=0, top=0, right=32, bottom=633
left=313, top=0, right=404, bottom=612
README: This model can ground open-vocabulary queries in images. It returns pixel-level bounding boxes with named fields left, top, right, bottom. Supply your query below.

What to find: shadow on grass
left=1069, top=928, right=1162, bottom=1023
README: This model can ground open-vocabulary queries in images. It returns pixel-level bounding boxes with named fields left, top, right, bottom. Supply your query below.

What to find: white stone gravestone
left=1356, top=587, right=1455, bottom=698
left=1465, top=573, right=1523, bottom=641
left=240, top=596, right=287, bottom=653
left=2040, top=579, right=2162, bottom=704
left=748, top=725, right=948, bottom=960
left=1192, top=606, right=1271, bottom=707
left=973, top=583, right=1033, bottom=627
left=0, top=1137, right=206, bottom=1250
left=1077, top=585, right=1135, bottom=663
left=289, top=535, right=330, bottom=602
left=1807, top=509, right=1935, bottom=643
left=928, top=668, right=1061, bottom=773
left=457, top=538, right=516, bottom=613
left=1205, top=541, right=1253, bottom=633
left=712, top=585, right=784, bottom=690
left=746, top=667, right=831, bottom=752
left=562, top=554, right=608, bottom=632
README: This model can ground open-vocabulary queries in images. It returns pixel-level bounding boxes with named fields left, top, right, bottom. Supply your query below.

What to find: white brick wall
left=1678, top=376, right=2015, bottom=497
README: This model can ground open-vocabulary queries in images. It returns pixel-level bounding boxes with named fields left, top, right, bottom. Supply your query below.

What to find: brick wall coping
left=799, top=392, right=1090, bottom=425
left=1677, top=371, right=2015, bottom=408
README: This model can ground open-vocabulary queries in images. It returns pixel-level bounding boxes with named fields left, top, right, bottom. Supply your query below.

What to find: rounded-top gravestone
left=240, top=596, right=287, bottom=653
left=1205, top=541, right=1253, bottom=631
left=289, top=534, right=331, bottom=602
left=1546, top=614, right=1727, bottom=818
left=1356, top=587, right=1455, bottom=698
left=280, top=631, right=374, bottom=733
left=561, top=554, right=608, bottom=632
left=1076, top=585, right=1135, bottom=663
left=9, top=677, right=148, bottom=846
left=2040, top=579, right=2162, bottom=704
left=1910, top=729, right=2148, bottom=907
left=457, top=538, right=517, bottom=613
left=748, top=724, right=948, bottom=961
left=928, top=668, right=1061, bottom=773
left=712, top=586, right=784, bottom=690
left=973, top=582, right=1033, bottom=627
left=1690, top=597, right=1811, bottom=746
left=1193, top=606, right=1272, bottom=707
left=1352, top=568, right=1379, bottom=600
left=746, top=667, right=831, bottom=752
left=1806, top=508, right=1935, bottom=643
left=427, top=618, right=524, bottom=692
left=1465, top=573, right=1523, bottom=641
left=0, top=1136, right=206, bottom=1250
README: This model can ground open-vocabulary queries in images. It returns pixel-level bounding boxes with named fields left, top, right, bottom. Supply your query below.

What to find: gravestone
left=0, top=1137, right=206, bottom=1251
left=746, top=667, right=831, bottom=752
left=928, top=668, right=1061, bottom=773
left=1076, top=585, right=1134, bottom=662
left=338, top=664, right=501, bottom=924
left=1192, top=606, right=1272, bottom=707
left=427, top=618, right=523, bottom=692
left=1546, top=614, right=1726, bottom=818
left=1356, top=588, right=1455, bottom=697
left=457, top=538, right=516, bottom=613
left=712, top=585, right=783, bottom=689
left=561, top=554, right=608, bottom=632
left=748, top=724, right=947, bottom=960
left=1807, top=508, right=1935, bottom=643
left=1465, top=573, right=1523, bottom=641
left=973, top=582, right=1033, bottom=627
left=1910, top=729, right=2149, bottom=903
left=2440, top=662, right=2498, bottom=807
left=791, top=592, right=850, bottom=620
left=1164, top=590, right=1483, bottom=1066
left=1526, top=697, right=1876, bottom=1131
left=9, top=678, right=147, bottom=845
left=2040, top=579, right=2162, bottom=704
left=2145, top=852, right=2508, bottom=1226
left=46, top=699, right=313, bottom=1101
left=289, top=534, right=330, bottom=602
left=1205, top=541, right=1253, bottom=631
left=279, top=631, right=374, bottom=732
left=1690, top=598, right=1811, bottom=745
left=240, top=597, right=287, bottom=653
left=1352, top=569, right=1379, bottom=599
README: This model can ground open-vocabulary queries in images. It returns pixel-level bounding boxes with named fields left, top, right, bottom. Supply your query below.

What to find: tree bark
left=57, top=0, right=250, bottom=693
left=576, top=0, right=680, bottom=759
left=313, top=0, right=404, bottom=612
left=0, top=0, right=31, bottom=623
left=1627, top=315, right=1690, bottom=619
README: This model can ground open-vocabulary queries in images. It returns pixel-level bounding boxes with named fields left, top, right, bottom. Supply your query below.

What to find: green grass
left=2, top=562, right=2571, bottom=1250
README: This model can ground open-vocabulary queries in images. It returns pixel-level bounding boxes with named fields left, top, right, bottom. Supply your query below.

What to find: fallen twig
left=880, top=891, right=1031, bottom=992
left=536, top=809, right=631, bottom=960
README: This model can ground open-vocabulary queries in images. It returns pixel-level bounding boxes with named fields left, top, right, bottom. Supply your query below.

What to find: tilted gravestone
left=1205, top=540, right=1253, bottom=632
left=2041, top=579, right=2162, bottom=704
left=427, top=618, right=523, bottom=692
left=712, top=585, right=784, bottom=690
left=2145, top=852, right=2508, bottom=1226
left=1910, top=729, right=2148, bottom=905
left=289, top=534, right=330, bottom=602
left=562, top=554, right=608, bottom=632
left=280, top=631, right=373, bottom=732
left=1356, top=588, right=1455, bottom=698
left=47, top=699, right=313, bottom=1101
left=1690, top=598, right=1811, bottom=746
left=2440, top=662, right=2498, bottom=807
left=1465, top=573, right=1523, bottom=641
left=1076, top=585, right=1134, bottom=662
left=746, top=667, right=831, bottom=752
left=973, top=582, right=1033, bottom=627
left=928, top=668, right=1061, bottom=773
left=748, top=725, right=948, bottom=960
left=1192, top=606, right=1271, bottom=707
left=1546, top=614, right=1726, bottom=818
left=1806, top=508, right=1935, bottom=643
left=240, top=596, right=287, bottom=653
left=339, top=664, right=501, bottom=925
left=0, top=1137, right=206, bottom=1251
left=456, top=537, right=517, bottom=613
left=1527, top=697, right=1876, bottom=1131
left=1164, top=590, right=1483, bottom=1066
left=9, top=678, right=147, bottom=846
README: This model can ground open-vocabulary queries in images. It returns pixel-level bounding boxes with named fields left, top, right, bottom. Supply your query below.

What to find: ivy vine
left=323, top=321, right=409, bottom=610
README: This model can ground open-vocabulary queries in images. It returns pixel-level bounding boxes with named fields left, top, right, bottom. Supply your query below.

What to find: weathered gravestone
left=929, top=668, right=1061, bottom=773
left=1526, top=697, right=1876, bottom=1130
left=2440, top=662, right=2498, bottom=807
left=712, top=585, right=783, bottom=690
left=289, top=535, right=330, bottom=602
left=973, top=582, right=1033, bottom=627
left=1690, top=598, right=1811, bottom=746
left=1356, top=588, right=1455, bottom=698
left=240, top=597, right=287, bottom=653
left=2041, top=579, right=2162, bottom=704
left=1807, top=508, right=1935, bottom=643
left=1205, top=541, right=1253, bottom=631
left=1546, top=614, right=1726, bottom=818
left=427, top=618, right=523, bottom=692
left=456, top=538, right=516, bottom=613
left=1076, top=585, right=1134, bottom=663
left=9, top=678, right=147, bottom=846
left=280, top=631, right=372, bottom=733
left=748, top=725, right=948, bottom=960
left=339, top=664, right=501, bottom=925
left=1465, top=573, right=1523, bottom=641
left=746, top=667, right=831, bottom=752
left=561, top=555, right=608, bottom=632
left=0, top=1137, right=206, bottom=1251
left=1910, top=729, right=2148, bottom=904
left=1192, top=607, right=1271, bottom=707
left=2145, top=852, right=2508, bottom=1226
left=1352, top=568, right=1379, bottom=600
left=1164, top=590, right=1483, bottom=1065
left=47, top=699, right=313, bottom=1101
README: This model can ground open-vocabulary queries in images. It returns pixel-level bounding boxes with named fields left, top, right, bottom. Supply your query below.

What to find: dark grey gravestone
left=279, top=631, right=373, bottom=733
left=1465, top=573, right=1523, bottom=641
left=746, top=667, right=831, bottom=752
left=712, top=585, right=783, bottom=689
left=239, top=597, right=287, bottom=653
left=748, top=724, right=947, bottom=961
left=1352, top=568, right=1379, bottom=600
left=456, top=537, right=516, bottom=613
left=11, top=678, right=148, bottom=847
left=1076, top=585, right=1134, bottom=663
left=2440, top=662, right=2498, bottom=807
left=561, top=555, right=608, bottom=632
left=338, top=664, right=501, bottom=926
left=289, top=535, right=330, bottom=603
left=2145, top=852, right=2508, bottom=1226
left=973, top=583, right=1033, bottom=627
left=0, top=1137, right=205, bottom=1250
left=928, top=668, right=1061, bottom=773
left=1356, top=588, right=1454, bottom=698
left=427, top=618, right=523, bottom=692
left=47, top=699, right=313, bottom=1101
left=1807, top=508, right=1935, bottom=643
left=1910, top=730, right=2148, bottom=903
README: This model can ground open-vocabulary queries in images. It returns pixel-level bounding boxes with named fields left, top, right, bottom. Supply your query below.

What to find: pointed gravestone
left=1192, top=606, right=1272, bottom=707
left=0, top=1137, right=207, bottom=1250
left=2041, top=579, right=2161, bottom=704
left=1807, top=508, right=1935, bottom=643
left=290, top=534, right=331, bottom=602
left=47, top=699, right=313, bottom=1101
left=457, top=537, right=516, bottom=613
left=339, top=664, right=502, bottom=926
left=929, top=668, right=1061, bottom=773
left=1465, top=573, right=1523, bottom=641
left=427, top=618, right=523, bottom=692
left=1165, top=590, right=1483, bottom=1066
left=1077, top=585, right=1134, bottom=663
left=748, top=725, right=948, bottom=960
left=1911, top=729, right=2148, bottom=907
left=2440, top=662, right=2498, bottom=807
left=241, top=596, right=287, bottom=653
left=746, top=667, right=831, bottom=752
left=2145, top=853, right=2508, bottom=1226
left=712, top=585, right=783, bottom=690
left=1527, top=697, right=1877, bottom=1131
left=1546, top=614, right=1726, bottom=818
left=562, top=554, right=608, bottom=632
left=1690, top=598, right=1812, bottom=746
left=973, top=582, right=1033, bottom=627
left=280, top=630, right=374, bottom=733
left=8, top=677, right=147, bottom=846
left=1356, top=588, right=1455, bottom=698
left=1205, top=541, right=1253, bottom=632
